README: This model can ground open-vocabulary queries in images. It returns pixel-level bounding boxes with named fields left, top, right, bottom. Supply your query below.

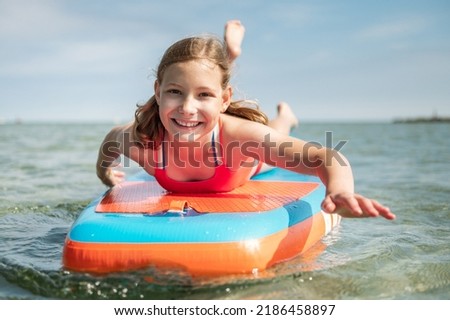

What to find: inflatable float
left=62, top=168, right=340, bottom=276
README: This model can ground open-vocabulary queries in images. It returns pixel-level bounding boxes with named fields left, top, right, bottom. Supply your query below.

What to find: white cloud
left=267, top=2, right=316, bottom=27
left=0, top=0, right=171, bottom=77
left=0, top=40, right=147, bottom=76
left=357, top=16, right=428, bottom=39
left=304, top=50, right=333, bottom=65
left=0, top=0, right=81, bottom=38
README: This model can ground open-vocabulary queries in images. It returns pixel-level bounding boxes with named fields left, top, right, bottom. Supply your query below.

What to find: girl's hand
left=97, top=162, right=126, bottom=188
left=321, top=192, right=396, bottom=220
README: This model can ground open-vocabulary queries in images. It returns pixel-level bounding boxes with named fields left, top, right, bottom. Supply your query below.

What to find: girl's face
left=155, top=59, right=231, bottom=142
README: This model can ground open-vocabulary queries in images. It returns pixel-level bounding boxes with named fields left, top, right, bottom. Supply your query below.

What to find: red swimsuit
left=153, top=123, right=262, bottom=193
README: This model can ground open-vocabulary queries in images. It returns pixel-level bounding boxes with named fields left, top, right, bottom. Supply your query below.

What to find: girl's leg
left=224, top=20, right=245, bottom=62
left=224, top=21, right=299, bottom=133
left=254, top=102, right=299, bottom=175
left=224, top=21, right=298, bottom=176
left=268, top=101, right=299, bottom=134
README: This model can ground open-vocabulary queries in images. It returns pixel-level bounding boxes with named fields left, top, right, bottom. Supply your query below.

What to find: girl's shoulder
left=221, top=113, right=265, bottom=129
left=109, top=122, right=134, bottom=146
left=220, top=113, right=272, bottom=139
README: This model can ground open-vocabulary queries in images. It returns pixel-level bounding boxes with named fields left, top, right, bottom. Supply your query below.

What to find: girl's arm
left=313, top=146, right=395, bottom=220
left=283, top=135, right=395, bottom=219
left=226, top=118, right=395, bottom=220
left=96, top=124, right=130, bottom=187
left=275, top=135, right=394, bottom=219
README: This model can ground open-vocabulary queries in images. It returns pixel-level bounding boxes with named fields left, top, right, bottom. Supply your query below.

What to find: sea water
left=1, top=122, right=449, bottom=299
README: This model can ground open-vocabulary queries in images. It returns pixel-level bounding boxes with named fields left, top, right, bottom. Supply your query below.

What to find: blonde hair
left=133, top=36, right=268, bottom=148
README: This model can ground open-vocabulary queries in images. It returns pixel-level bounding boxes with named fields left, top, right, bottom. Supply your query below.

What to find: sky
left=0, top=0, right=449, bottom=123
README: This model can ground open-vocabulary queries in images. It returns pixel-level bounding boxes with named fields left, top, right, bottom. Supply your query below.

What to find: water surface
left=1, top=122, right=449, bottom=299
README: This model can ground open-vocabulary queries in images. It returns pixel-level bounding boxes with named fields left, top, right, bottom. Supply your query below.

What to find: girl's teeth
left=175, top=120, right=199, bottom=127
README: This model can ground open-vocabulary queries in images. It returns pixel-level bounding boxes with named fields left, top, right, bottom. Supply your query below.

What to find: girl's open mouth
left=173, top=119, right=201, bottom=128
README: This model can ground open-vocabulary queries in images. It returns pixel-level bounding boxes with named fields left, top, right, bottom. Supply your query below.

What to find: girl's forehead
left=169, top=59, right=217, bottom=72
left=163, top=59, right=222, bottom=80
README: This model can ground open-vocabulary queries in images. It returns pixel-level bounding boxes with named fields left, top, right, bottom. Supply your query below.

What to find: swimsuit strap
left=161, top=139, right=166, bottom=168
left=211, top=130, right=220, bottom=167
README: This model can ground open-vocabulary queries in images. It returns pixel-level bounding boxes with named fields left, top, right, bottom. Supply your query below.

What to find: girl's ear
left=154, top=80, right=161, bottom=104
left=221, top=85, right=232, bottom=113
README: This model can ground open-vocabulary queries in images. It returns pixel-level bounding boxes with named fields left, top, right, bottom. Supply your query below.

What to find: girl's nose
left=178, top=96, right=197, bottom=115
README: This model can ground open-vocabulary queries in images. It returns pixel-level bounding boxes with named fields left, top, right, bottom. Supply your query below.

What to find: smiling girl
left=96, top=21, right=395, bottom=220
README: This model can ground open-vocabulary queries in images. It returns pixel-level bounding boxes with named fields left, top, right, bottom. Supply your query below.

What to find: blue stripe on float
left=70, top=204, right=288, bottom=243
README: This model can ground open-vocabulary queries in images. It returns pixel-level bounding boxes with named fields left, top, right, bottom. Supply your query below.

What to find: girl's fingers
left=372, top=199, right=396, bottom=220
left=321, top=195, right=336, bottom=213
left=113, top=170, right=126, bottom=178
left=324, top=193, right=395, bottom=220
left=357, top=196, right=379, bottom=217
left=344, top=195, right=364, bottom=216
left=331, top=193, right=363, bottom=216
left=102, top=167, right=126, bottom=187
left=112, top=170, right=126, bottom=184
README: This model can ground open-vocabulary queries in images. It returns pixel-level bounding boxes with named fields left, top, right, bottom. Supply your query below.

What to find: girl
left=96, top=21, right=395, bottom=220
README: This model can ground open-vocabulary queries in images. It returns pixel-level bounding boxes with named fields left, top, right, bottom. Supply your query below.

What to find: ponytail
left=226, top=100, right=268, bottom=125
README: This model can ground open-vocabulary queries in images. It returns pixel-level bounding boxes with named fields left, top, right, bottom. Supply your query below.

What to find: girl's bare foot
left=277, top=102, right=299, bottom=129
left=268, top=102, right=299, bottom=134
left=224, top=20, right=245, bottom=62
